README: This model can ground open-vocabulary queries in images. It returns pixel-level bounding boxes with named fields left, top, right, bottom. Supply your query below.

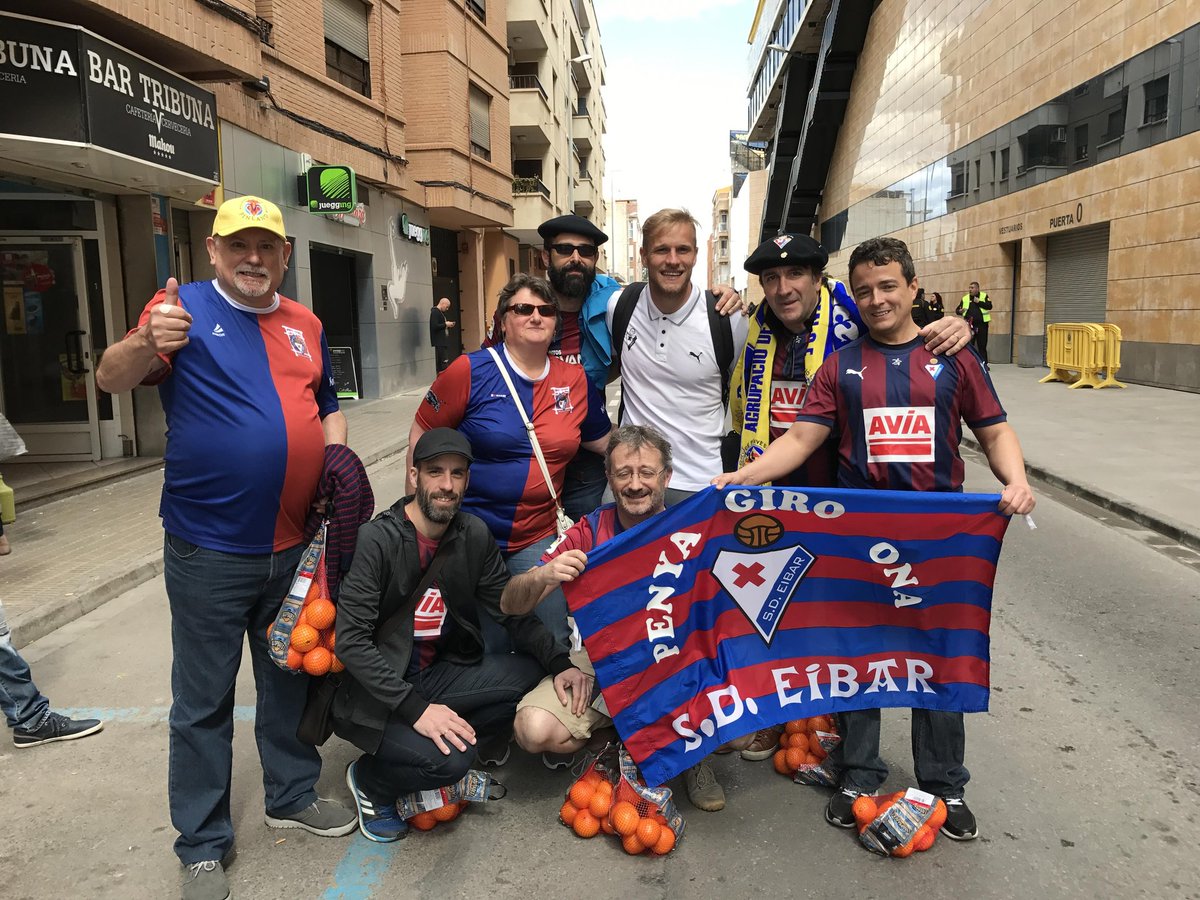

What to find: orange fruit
left=290, top=623, right=319, bottom=652
left=286, top=647, right=304, bottom=670
left=588, top=789, right=613, bottom=818
left=568, top=780, right=595, bottom=810
left=600, top=817, right=615, bottom=835
left=851, top=795, right=877, bottom=828
left=322, top=629, right=337, bottom=651
left=583, top=770, right=603, bottom=787
left=784, top=746, right=805, bottom=770
left=572, top=809, right=600, bottom=838
left=654, top=813, right=668, bottom=826
left=652, top=827, right=676, bottom=855
left=432, top=802, right=460, bottom=822
left=621, top=833, right=646, bottom=855
left=784, top=720, right=806, bottom=735
left=808, top=715, right=833, bottom=733
left=306, top=598, right=336, bottom=631
left=802, top=752, right=819, bottom=767
left=772, top=749, right=791, bottom=776
left=612, top=801, right=639, bottom=836
left=927, top=799, right=947, bottom=832
left=809, top=733, right=827, bottom=759
left=330, top=654, right=345, bottom=673
left=635, top=818, right=661, bottom=848
left=914, top=824, right=936, bottom=852
left=302, top=646, right=332, bottom=676
left=560, top=801, right=578, bottom=826
left=409, top=811, right=437, bottom=831
left=779, top=731, right=790, bottom=748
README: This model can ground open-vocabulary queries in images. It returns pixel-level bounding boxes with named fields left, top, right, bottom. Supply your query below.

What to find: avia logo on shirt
left=863, top=406, right=936, bottom=462
left=211, top=324, right=225, bottom=337
left=768, top=380, right=807, bottom=429
left=551, top=386, right=574, bottom=414
left=282, top=326, right=311, bottom=360
left=413, top=587, right=447, bottom=638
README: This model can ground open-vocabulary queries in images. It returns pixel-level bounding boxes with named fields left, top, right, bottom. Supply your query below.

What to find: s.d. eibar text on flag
left=561, top=486, right=1010, bottom=787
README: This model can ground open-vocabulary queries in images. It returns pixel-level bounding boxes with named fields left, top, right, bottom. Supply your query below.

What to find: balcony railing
left=513, top=176, right=551, bottom=198
left=509, top=74, right=548, bottom=101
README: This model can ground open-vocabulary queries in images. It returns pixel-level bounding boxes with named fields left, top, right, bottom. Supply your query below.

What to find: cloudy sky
left=595, top=0, right=754, bottom=250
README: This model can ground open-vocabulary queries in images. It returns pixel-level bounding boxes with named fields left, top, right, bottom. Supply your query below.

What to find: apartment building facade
left=508, top=0, right=608, bottom=271
left=748, top=0, right=1200, bottom=391
left=0, top=0, right=521, bottom=461
left=708, top=186, right=732, bottom=288
left=609, top=198, right=640, bottom=284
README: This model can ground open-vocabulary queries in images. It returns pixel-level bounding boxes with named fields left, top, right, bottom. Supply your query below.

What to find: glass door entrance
left=0, top=237, right=100, bottom=460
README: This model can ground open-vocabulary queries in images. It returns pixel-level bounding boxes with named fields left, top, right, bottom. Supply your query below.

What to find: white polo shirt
left=607, top=285, right=749, bottom=491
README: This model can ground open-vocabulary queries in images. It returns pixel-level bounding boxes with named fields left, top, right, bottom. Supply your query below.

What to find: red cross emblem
left=731, top=562, right=766, bottom=588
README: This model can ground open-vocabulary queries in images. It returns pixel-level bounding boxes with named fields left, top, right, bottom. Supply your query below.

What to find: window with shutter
left=324, top=0, right=371, bottom=97
left=469, top=85, right=491, bottom=161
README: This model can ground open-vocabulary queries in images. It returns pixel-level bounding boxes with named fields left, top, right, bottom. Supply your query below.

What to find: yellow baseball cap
left=211, top=195, right=287, bottom=240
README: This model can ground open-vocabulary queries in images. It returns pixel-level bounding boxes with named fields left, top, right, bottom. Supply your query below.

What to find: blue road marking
left=321, top=840, right=394, bottom=899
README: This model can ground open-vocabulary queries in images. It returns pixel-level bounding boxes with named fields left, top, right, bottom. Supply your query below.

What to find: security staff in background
left=430, top=297, right=457, bottom=372
left=957, top=281, right=991, bottom=365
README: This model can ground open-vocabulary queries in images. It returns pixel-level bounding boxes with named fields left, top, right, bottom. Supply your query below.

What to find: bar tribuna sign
left=0, top=12, right=219, bottom=181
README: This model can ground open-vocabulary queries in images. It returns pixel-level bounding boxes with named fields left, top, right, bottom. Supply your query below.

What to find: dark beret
left=537, top=214, right=609, bottom=246
left=743, top=233, right=828, bottom=274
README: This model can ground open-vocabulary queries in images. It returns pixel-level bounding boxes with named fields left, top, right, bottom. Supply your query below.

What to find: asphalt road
left=3, top=452, right=1198, bottom=900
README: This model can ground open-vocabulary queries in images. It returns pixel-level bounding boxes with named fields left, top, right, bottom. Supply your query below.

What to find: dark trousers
left=973, top=321, right=989, bottom=365
left=163, top=534, right=319, bottom=865
left=829, top=708, right=969, bottom=799
left=435, top=345, right=452, bottom=372
left=562, top=449, right=607, bottom=522
left=354, top=654, right=545, bottom=801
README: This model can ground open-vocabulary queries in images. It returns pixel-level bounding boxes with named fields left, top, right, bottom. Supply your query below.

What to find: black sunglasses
left=506, top=302, right=558, bottom=317
left=549, top=242, right=599, bottom=260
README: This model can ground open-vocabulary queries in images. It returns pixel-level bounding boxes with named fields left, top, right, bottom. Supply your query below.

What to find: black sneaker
left=476, top=734, right=511, bottom=767
left=940, top=796, right=979, bottom=841
left=13, top=711, right=104, bottom=748
left=825, top=788, right=865, bottom=828
left=345, top=762, right=408, bottom=843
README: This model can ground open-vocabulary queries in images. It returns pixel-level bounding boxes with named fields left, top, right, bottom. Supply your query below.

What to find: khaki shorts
left=516, top=650, right=611, bottom=741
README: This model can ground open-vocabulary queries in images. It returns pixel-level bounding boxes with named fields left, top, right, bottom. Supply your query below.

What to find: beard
left=231, top=267, right=274, bottom=299
left=416, top=483, right=462, bottom=524
left=548, top=260, right=595, bottom=301
left=616, top=482, right=666, bottom=519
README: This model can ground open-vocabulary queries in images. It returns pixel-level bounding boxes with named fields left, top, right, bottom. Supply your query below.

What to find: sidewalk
left=3, top=366, right=1197, bottom=648
left=1, top=389, right=425, bottom=649
left=972, top=364, right=1200, bottom=550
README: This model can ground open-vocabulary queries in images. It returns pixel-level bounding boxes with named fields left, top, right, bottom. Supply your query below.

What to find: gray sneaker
left=684, top=761, right=726, bottom=812
left=264, top=798, right=356, bottom=837
left=182, top=860, right=229, bottom=900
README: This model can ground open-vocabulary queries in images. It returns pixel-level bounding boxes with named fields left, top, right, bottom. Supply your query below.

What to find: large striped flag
left=561, top=486, right=1010, bottom=787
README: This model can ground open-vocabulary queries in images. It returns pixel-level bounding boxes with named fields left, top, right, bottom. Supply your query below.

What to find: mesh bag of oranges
left=399, top=769, right=507, bottom=833
left=268, top=523, right=343, bottom=677
left=853, top=789, right=947, bottom=858
left=771, top=715, right=842, bottom=787
left=558, top=743, right=684, bottom=856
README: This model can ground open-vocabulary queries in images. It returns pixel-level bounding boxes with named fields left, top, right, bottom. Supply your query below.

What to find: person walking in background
left=927, top=291, right=946, bottom=321
left=96, top=194, right=355, bottom=900
left=430, top=297, right=457, bottom=372
left=958, top=281, right=991, bottom=365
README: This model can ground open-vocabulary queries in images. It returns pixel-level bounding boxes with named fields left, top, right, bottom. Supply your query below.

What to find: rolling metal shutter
left=324, top=0, right=370, bottom=60
left=469, top=85, right=491, bottom=152
left=1044, top=224, right=1110, bottom=361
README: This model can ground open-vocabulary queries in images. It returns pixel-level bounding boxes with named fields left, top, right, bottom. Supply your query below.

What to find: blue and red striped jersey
left=137, top=280, right=339, bottom=554
left=797, top=337, right=1005, bottom=492
left=415, top=346, right=610, bottom=553
left=541, top=503, right=624, bottom=562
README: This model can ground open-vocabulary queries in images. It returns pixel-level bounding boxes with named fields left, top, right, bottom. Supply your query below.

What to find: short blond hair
left=641, top=208, right=699, bottom=250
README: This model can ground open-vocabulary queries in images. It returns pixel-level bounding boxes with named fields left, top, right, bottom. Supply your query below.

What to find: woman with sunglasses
left=408, top=273, right=611, bottom=653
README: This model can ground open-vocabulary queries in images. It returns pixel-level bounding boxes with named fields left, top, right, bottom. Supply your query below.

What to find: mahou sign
left=0, top=12, right=218, bottom=181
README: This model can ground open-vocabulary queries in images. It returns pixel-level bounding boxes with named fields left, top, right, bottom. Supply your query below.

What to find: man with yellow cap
left=98, top=196, right=354, bottom=900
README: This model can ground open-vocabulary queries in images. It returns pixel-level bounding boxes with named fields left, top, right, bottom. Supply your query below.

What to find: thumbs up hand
left=147, top=277, right=192, bottom=354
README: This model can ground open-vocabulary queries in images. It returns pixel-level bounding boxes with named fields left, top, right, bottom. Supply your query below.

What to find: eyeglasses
left=611, top=467, right=665, bottom=484
left=506, top=302, right=558, bottom=317
left=549, top=242, right=599, bottom=260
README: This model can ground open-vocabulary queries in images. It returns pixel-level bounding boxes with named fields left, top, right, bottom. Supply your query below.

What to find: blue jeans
left=163, top=533, right=321, bottom=865
left=0, top=598, right=50, bottom=732
left=830, top=708, right=970, bottom=798
left=479, top=534, right=569, bottom=654
left=354, top=653, right=545, bottom=801
left=562, top=449, right=607, bottom=522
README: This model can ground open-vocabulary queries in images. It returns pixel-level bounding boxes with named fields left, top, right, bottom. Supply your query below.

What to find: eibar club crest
left=551, top=386, right=574, bottom=414
left=282, top=325, right=312, bottom=360
left=772, top=235, right=793, bottom=248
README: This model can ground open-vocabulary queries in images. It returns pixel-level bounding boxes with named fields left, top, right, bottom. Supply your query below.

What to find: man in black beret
left=727, top=234, right=971, bottom=762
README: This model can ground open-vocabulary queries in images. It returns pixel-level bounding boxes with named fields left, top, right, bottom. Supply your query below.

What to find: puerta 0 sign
left=0, top=12, right=218, bottom=182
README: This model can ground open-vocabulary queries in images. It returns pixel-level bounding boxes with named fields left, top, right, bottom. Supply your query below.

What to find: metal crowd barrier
left=1039, top=322, right=1127, bottom=389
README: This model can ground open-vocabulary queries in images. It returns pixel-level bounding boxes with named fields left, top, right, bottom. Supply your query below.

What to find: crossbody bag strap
left=375, top=533, right=453, bottom=646
left=486, top=345, right=561, bottom=508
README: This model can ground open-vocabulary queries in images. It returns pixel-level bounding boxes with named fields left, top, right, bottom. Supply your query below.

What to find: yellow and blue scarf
left=729, top=278, right=863, bottom=471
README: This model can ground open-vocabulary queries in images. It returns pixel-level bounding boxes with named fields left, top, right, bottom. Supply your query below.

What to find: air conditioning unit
left=1050, top=126, right=1067, bottom=142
